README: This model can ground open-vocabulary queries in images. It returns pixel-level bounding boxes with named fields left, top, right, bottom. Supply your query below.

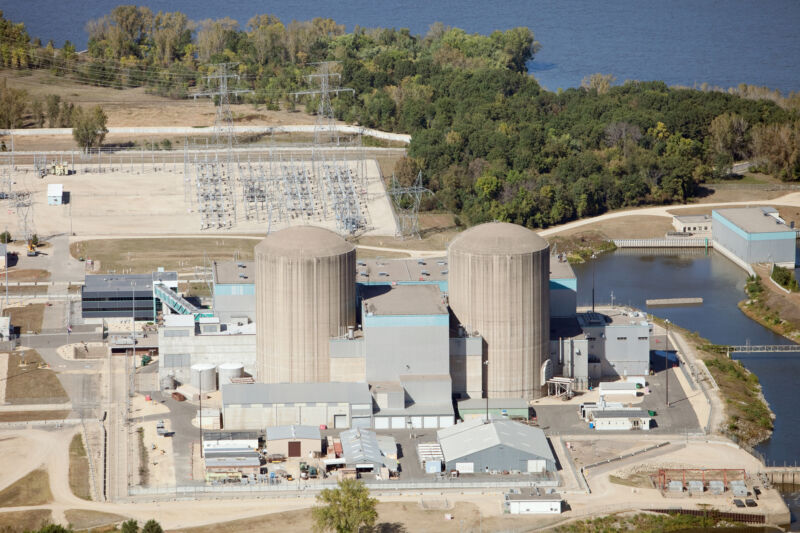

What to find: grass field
left=0, top=410, right=70, bottom=422
left=5, top=350, right=69, bottom=405
left=71, top=238, right=259, bottom=274
left=69, top=434, right=91, bottom=500
left=0, top=469, right=52, bottom=507
left=65, top=510, right=126, bottom=530
left=354, top=213, right=460, bottom=252
left=2, top=304, right=45, bottom=334
left=5, top=270, right=51, bottom=283
left=0, top=509, right=52, bottom=532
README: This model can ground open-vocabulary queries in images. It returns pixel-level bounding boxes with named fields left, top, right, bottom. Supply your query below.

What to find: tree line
left=1, top=7, right=800, bottom=228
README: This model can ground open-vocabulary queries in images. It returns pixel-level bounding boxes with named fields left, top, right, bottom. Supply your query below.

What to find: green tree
left=72, top=105, right=108, bottom=151
left=121, top=519, right=139, bottom=533
left=709, top=112, right=750, bottom=177
left=141, top=519, right=164, bottom=533
left=312, top=479, right=378, bottom=533
left=45, top=94, right=61, bottom=127
left=0, top=230, right=12, bottom=243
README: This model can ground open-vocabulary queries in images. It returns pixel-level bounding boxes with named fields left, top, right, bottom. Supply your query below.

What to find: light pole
left=484, top=359, right=489, bottom=421
left=665, top=319, right=670, bottom=408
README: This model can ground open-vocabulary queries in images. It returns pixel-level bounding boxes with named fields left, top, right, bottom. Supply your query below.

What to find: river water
left=5, top=1, right=800, bottom=93
left=572, top=248, right=800, bottom=529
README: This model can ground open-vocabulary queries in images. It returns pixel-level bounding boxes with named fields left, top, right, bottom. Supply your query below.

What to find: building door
left=333, top=414, right=347, bottom=428
left=288, top=441, right=301, bottom=457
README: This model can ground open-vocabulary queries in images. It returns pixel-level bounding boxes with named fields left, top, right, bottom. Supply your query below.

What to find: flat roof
left=47, top=183, right=63, bottom=195
left=164, top=315, right=195, bottom=328
left=576, top=310, right=649, bottom=328
left=362, top=284, right=447, bottom=316
left=457, top=398, right=530, bottom=410
left=84, top=273, right=154, bottom=292
left=203, top=431, right=259, bottom=441
left=592, top=409, right=649, bottom=418
left=674, top=214, right=711, bottom=223
left=714, top=207, right=794, bottom=234
left=222, top=382, right=371, bottom=406
left=550, top=256, right=576, bottom=280
left=214, top=261, right=255, bottom=285
left=356, top=257, right=448, bottom=283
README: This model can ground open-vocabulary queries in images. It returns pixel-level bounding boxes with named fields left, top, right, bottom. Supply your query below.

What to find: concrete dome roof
left=255, top=226, right=354, bottom=258
left=448, top=222, right=548, bottom=255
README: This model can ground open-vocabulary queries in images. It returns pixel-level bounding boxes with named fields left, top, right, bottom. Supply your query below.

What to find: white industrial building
left=713, top=207, right=796, bottom=267
left=202, top=431, right=259, bottom=453
left=339, top=428, right=398, bottom=475
left=672, top=214, right=712, bottom=236
left=504, top=489, right=563, bottom=514
left=158, top=314, right=255, bottom=387
left=47, top=183, right=63, bottom=205
left=589, top=409, right=652, bottom=430
left=221, top=382, right=372, bottom=430
left=437, top=418, right=556, bottom=474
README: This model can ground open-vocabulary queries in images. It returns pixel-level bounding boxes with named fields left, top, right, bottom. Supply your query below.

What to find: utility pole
left=665, top=319, right=670, bottom=408
left=484, top=359, right=490, bottom=421
left=387, top=172, right=432, bottom=240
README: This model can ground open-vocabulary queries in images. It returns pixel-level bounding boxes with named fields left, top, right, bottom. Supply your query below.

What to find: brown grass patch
left=5, top=270, right=51, bottom=283
left=0, top=509, right=52, bottom=532
left=609, top=472, right=654, bottom=488
left=0, top=469, right=52, bottom=507
left=70, top=238, right=259, bottom=274
left=5, top=350, right=69, bottom=405
left=0, top=411, right=70, bottom=422
left=65, top=509, right=126, bottom=530
left=2, top=304, right=45, bottom=334
left=69, top=434, right=91, bottom=500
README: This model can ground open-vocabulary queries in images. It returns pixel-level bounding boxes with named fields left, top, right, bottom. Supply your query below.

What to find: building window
left=638, top=337, right=648, bottom=341
left=616, top=337, right=627, bottom=340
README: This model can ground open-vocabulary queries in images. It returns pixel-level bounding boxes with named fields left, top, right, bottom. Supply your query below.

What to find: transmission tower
left=388, top=171, right=431, bottom=240
left=190, top=63, right=253, bottom=229
left=291, top=62, right=354, bottom=146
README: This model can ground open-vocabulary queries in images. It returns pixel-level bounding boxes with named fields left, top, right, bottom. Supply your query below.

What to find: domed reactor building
left=448, top=222, right=550, bottom=400
left=255, top=226, right=356, bottom=383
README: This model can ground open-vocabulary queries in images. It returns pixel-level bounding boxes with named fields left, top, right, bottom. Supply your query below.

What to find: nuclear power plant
left=153, top=221, right=651, bottom=431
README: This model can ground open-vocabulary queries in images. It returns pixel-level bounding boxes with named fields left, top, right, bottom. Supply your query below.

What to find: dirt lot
left=71, top=237, right=259, bottom=274
left=0, top=509, right=53, bottom=532
left=5, top=349, right=69, bottom=405
left=4, top=269, right=51, bottom=283
left=354, top=213, right=460, bottom=252
left=64, top=509, right=126, bottom=530
left=0, top=469, right=52, bottom=507
left=553, top=215, right=674, bottom=240
left=69, top=433, right=91, bottom=501
left=2, top=304, right=45, bottom=334
left=170, top=499, right=565, bottom=533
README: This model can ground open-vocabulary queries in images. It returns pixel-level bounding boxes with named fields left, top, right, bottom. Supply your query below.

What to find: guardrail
left=614, top=238, right=710, bottom=248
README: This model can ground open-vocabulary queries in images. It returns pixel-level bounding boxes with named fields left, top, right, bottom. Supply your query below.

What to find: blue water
left=571, top=249, right=799, bottom=465
left=5, top=1, right=800, bottom=93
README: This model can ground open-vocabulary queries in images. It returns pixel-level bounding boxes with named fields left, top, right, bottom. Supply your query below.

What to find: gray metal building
left=221, top=382, right=372, bottom=430
left=712, top=207, right=796, bottom=267
left=81, top=271, right=178, bottom=321
left=437, top=418, right=556, bottom=474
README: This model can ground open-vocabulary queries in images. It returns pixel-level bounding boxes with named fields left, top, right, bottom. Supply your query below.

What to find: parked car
left=733, top=499, right=745, bottom=508
left=745, top=499, right=758, bottom=507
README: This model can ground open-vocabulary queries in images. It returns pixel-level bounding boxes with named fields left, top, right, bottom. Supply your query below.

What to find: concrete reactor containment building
left=255, top=226, right=356, bottom=383
left=448, top=222, right=550, bottom=400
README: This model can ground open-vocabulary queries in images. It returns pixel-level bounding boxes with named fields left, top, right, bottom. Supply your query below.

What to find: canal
left=571, top=248, right=800, bottom=462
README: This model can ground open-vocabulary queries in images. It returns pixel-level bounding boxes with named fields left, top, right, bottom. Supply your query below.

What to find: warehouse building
left=202, top=431, right=259, bottom=453
left=265, top=425, right=322, bottom=458
left=221, top=382, right=372, bottom=430
left=212, top=260, right=255, bottom=324
left=589, top=409, right=652, bottom=430
left=712, top=207, right=796, bottom=267
left=339, top=427, right=398, bottom=475
left=81, top=271, right=177, bottom=321
left=504, top=489, right=563, bottom=514
left=437, top=418, right=556, bottom=474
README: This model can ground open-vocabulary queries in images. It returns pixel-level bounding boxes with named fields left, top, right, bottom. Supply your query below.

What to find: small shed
left=590, top=410, right=652, bottom=431
left=47, top=183, right=63, bottom=205
left=504, top=490, right=563, bottom=514
left=266, top=425, right=321, bottom=458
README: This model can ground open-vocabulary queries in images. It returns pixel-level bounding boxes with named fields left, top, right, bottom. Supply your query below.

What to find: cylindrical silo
left=218, top=362, right=244, bottom=386
left=255, top=226, right=356, bottom=383
left=448, top=222, right=550, bottom=400
left=191, top=363, right=217, bottom=391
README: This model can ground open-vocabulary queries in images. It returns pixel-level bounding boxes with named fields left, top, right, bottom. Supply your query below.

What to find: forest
left=2, top=7, right=800, bottom=228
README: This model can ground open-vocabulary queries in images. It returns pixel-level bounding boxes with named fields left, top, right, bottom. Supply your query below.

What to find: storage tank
left=218, top=362, right=244, bottom=386
left=448, top=222, right=550, bottom=400
left=255, top=226, right=356, bottom=383
left=190, top=363, right=217, bottom=391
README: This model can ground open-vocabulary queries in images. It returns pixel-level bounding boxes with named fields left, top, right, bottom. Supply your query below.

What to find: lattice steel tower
left=388, top=171, right=431, bottom=240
